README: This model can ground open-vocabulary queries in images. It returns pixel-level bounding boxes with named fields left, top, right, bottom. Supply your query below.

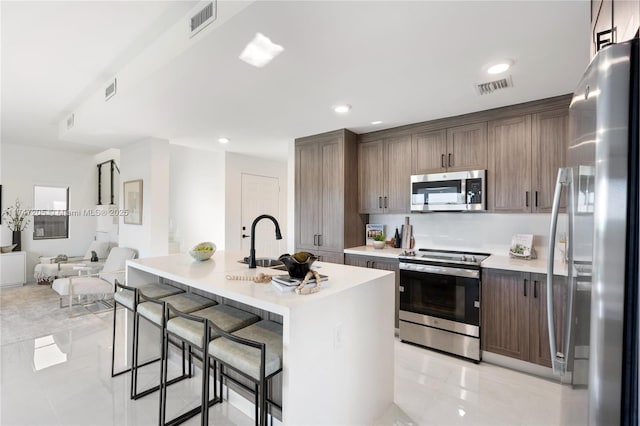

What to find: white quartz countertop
left=127, top=250, right=393, bottom=315
left=344, top=246, right=569, bottom=276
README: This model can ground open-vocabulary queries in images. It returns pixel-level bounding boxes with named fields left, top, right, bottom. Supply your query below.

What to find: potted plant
left=372, top=234, right=386, bottom=249
left=2, top=198, right=30, bottom=252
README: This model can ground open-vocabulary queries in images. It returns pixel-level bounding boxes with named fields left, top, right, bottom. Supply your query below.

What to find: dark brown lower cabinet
left=315, top=250, right=344, bottom=264
left=344, top=254, right=400, bottom=327
left=481, top=268, right=565, bottom=368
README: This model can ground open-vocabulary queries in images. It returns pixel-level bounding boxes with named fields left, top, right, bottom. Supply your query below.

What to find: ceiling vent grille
left=190, top=1, right=216, bottom=37
left=105, top=78, right=117, bottom=101
left=475, top=75, right=514, bottom=95
left=66, top=113, right=75, bottom=130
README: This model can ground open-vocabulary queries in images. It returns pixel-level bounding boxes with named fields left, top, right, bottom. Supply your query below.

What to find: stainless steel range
left=398, top=248, right=489, bottom=361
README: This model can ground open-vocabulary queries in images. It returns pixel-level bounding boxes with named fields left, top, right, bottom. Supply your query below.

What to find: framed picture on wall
left=123, top=179, right=143, bottom=225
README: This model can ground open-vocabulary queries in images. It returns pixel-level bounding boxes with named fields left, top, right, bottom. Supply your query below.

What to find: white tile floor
left=0, top=294, right=582, bottom=425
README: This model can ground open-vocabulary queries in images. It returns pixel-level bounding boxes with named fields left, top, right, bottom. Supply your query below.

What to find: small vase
left=12, top=231, right=21, bottom=252
left=373, top=241, right=385, bottom=249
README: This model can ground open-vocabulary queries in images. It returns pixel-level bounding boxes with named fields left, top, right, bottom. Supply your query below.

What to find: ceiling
left=1, top=1, right=591, bottom=160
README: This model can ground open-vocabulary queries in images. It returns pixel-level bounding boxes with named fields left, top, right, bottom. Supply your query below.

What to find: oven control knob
left=470, top=256, right=477, bottom=262
left=461, top=255, right=467, bottom=262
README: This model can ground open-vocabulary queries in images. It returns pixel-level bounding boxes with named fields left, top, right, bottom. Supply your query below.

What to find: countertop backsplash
left=369, top=213, right=568, bottom=261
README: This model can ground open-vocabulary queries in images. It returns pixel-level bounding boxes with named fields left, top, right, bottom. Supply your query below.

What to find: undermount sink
left=238, top=257, right=286, bottom=269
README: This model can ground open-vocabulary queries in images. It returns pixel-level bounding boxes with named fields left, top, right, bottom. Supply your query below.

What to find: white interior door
left=240, top=173, right=281, bottom=258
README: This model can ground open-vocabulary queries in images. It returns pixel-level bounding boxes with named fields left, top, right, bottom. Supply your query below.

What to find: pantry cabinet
left=295, top=129, right=364, bottom=263
left=481, top=268, right=565, bottom=368
left=488, top=108, right=568, bottom=213
left=344, top=253, right=400, bottom=327
left=359, top=136, right=411, bottom=214
left=412, top=123, right=487, bottom=174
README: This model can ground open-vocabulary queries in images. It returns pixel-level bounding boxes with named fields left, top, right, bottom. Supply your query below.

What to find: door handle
left=523, top=279, right=528, bottom=297
left=448, top=153, right=452, bottom=167
left=441, top=154, right=446, bottom=168
left=384, top=197, right=388, bottom=209
left=242, top=234, right=250, bottom=239
left=378, top=196, right=382, bottom=209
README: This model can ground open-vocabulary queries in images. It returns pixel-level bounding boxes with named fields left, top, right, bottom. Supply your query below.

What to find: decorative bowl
left=372, top=241, right=385, bottom=249
left=278, top=252, right=317, bottom=278
left=189, top=242, right=216, bottom=261
left=0, top=244, right=17, bottom=253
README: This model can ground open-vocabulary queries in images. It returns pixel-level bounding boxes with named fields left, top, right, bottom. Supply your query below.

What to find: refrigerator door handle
left=547, top=167, right=571, bottom=376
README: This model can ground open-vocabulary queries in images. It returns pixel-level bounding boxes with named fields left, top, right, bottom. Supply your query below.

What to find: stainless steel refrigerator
left=547, top=38, right=638, bottom=425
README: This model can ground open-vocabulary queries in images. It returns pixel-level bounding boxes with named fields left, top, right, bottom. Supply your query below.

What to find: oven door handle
left=399, top=263, right=479, bottom=279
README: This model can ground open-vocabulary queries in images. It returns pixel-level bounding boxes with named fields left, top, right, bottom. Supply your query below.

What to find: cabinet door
left=532, top=109, right=568, bottom=213
left=530, top=274, right=566, bottom=367
left=315, top=250, right=344, bottom=265
left=446, top=122, right=488, bottom=172
left=319, top=139, right=344, bottom=251
left=481, top=269, right=530, bottom=360
left=369, top=258, right=401, bottom=328
left=384, top=136, right=412, bottom=213
left=344, top=254, right=370, bottom=268
left=488, top=115, right=532, bottom=212
left=295, top=143, right=320, bottom=250
left=359, top=141, right=384, bottom=214
left=412, top=130, right=447, bottom=174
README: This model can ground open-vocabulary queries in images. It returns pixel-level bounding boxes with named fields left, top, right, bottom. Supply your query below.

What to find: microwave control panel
left=466, top=178, right=483, bottom=204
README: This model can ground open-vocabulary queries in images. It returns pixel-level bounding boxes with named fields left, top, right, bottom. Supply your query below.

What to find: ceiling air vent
left=66, top=113, right=75, bottom=130
left=190, top=1, right=216, bottom=37
left=475, top=75, right=514, bottom=95
left=105, top=78, right=117, bottom=101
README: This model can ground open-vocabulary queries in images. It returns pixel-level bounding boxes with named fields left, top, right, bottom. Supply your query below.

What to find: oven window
left=400, top=270, right=479, bottom=325
left=412, top=180, right=462, bottom=205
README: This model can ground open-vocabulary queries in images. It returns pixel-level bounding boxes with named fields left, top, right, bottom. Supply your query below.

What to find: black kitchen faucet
left=248, top=214, right=282, bottom=268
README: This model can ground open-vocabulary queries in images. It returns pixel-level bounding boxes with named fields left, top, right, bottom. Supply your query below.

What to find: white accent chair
left=52, top=247, right=137, bottom=315
left=34, top=241, right=112, bottom=284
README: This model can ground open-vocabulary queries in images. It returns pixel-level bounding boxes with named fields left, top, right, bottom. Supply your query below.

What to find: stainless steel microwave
left=410, top=170, right=486, bottom=212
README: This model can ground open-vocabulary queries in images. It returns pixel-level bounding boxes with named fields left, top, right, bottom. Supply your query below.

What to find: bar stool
left=159, top=303, right=260, bottom=426
left=209, top=320, right=283, bottom=426
left=131, top=291, right=217, bottom=400
left=111, top=279, right=184, bottom=377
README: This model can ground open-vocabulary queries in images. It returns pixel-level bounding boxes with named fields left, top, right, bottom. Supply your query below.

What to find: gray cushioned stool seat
left=167, top=304, right=260, bottom=348
left=114, top=283, right=184, bottom=311
left=208, top=320, right=283, bottom=381
left=137, top=293, right=216, bottom=326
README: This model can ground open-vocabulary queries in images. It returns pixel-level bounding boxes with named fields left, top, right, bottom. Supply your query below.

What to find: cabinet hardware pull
left=366, top=261, right=370, bottom=267
left=313, top=234, right=318, bottom=246
left=384, top=196, right=388, bottom=208
left=441, top=154, right=446, bottom=168
left=371, top=262, right=376, bottom=268
left=535, top=191, right=539, bottom=208
left=525, top=191, right=529, bottom=208
left=317, top=234, right=322, bottom=246
left=534, top=280, right=538, bottom=298
left=242, top=234, right=250, bottom=239
left=448, top=153, right=453, bottom=167
left=524, top=279, right=528, bottom=297
left=379, top=196, right=382, bottom=209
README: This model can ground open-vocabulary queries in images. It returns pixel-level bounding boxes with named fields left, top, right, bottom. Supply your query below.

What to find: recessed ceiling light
left=333, top=104, right=351, bottom=114
left=371, top=120, right=383, bottom=125
left=218, top=137, right=230, bottom=144
left=487, top=60, right=513, bottom=75
left=239, top=33, right=284, bottom=68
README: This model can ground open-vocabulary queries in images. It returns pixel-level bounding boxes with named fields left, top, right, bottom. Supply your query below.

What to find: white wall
left=369, top=212, right=568, bottom=260
left=224, top=152, right=288, bottom=254
left=119, top=138, right=169, bottom=258
left=0, top=143, right=97, bottom=279
left=169, top=145, right=225, bottom=252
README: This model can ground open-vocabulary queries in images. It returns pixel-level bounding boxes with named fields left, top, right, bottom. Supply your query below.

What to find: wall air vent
left=190, top=1, right=216, bottom=38
left=475, top=75, right=514, bottom=95
left=66, top=113, right=75, bottom=130
left=105, top=78, right=117, bottom=101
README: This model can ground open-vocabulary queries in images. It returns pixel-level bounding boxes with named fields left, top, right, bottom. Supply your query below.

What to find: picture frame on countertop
left=123, top=179, right=143, bottom=225
left=365, top=224, right=384, bottom=246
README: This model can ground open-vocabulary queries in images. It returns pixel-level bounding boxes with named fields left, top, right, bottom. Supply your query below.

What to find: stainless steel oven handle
left=399, top=263, right=479, bottom=279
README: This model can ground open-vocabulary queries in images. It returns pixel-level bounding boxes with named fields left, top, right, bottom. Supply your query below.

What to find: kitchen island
left=126, top=251, right=395, bottom=425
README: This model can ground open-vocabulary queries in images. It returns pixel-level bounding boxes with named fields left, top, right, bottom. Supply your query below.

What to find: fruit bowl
left=0, top=244, right=17, bottom=253
left=189, top=242, right=216, bottom=261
